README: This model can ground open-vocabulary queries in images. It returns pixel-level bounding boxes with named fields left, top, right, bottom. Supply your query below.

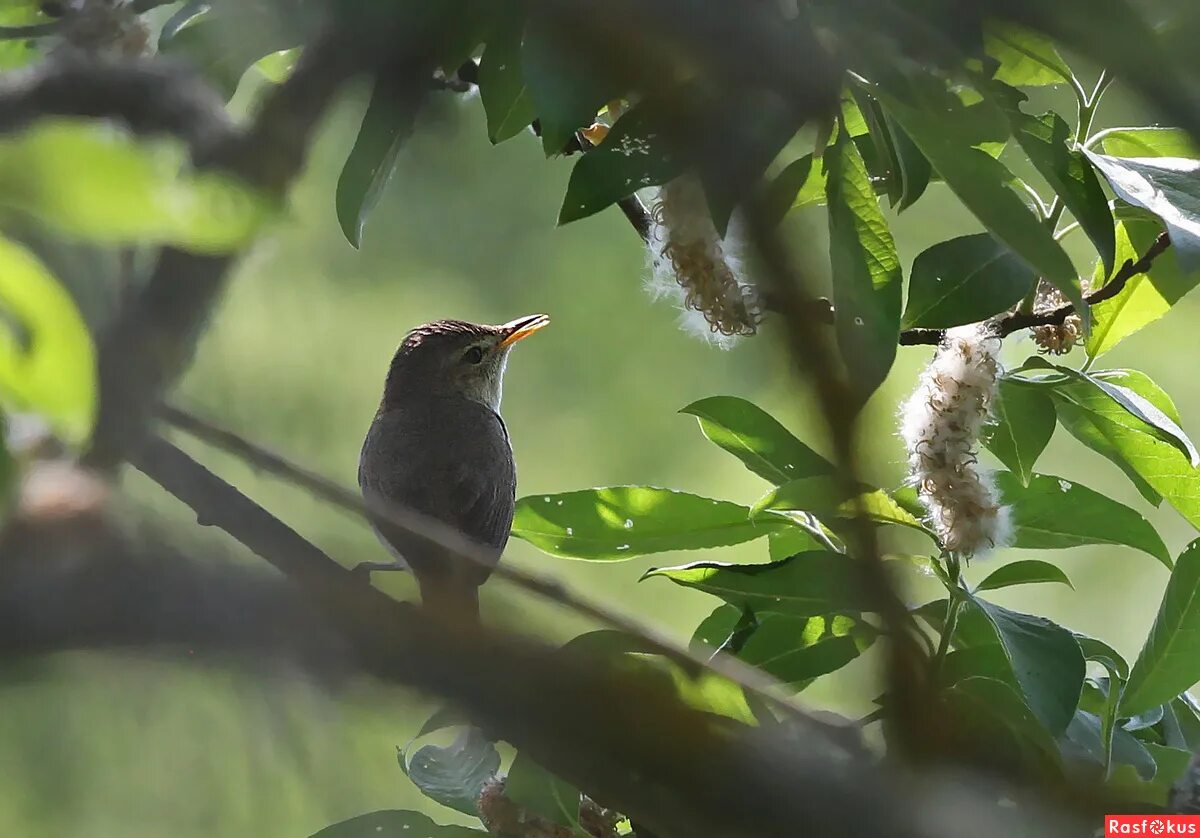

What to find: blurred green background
left=2, top=61, right=1199, bottom=836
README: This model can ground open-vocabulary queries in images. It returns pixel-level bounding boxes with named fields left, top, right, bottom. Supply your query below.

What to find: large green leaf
left=976, top=560, right=1073, bottom=592
left=511, top=487, right=786, bottom=559
left=1122, top=540, right=1200, bottom=716
left=1083, top=150, right=1200, bottom=272
left=941, top=676, right=1062, bottom=778
left=309, top=810, right=486, bottom=837
left=504, top=752, right=579, bottom=831
left=902, top=233, right=1037, bottom=328
left=1106, top=743, right=1192, bottom=809
left=1007, top=109, right=1115, bottom=276
left=1088, top=217, right=1200, bottom=356
left=643, top=552, right=871, bottom=617
left=825, top=128, right=901, bottom=397
left=399, top=728, right=499, bottom=816
left=0, top=120, right=271, bottom=252
left=1061, top=709, right=1157, bottom=781
left=751, top=477, right=925, bottom=533
left=968, top=596, right=1086, bottom=735
left=558, top=99, right=683, bottom=225
left=984, top=379, right=1056, bottom=486
left=0, top=235, right=95, bottom=446
left=738, top=613, right=873, bottom=690
left=874, top=72, right=1082, bottom=310
left=1076, top=633, right=1131, bottom=681
left=982, top=22, right=1072, bottom=87
left=1096, top=127, right=1200, bottom=159
left=679, top=396, right=834, bottom=485
left=478, top=5, right=537, bottom=143
left=995, top=471, right=1171, bottom=567
left=1088, top=373, right=1199, bottom=467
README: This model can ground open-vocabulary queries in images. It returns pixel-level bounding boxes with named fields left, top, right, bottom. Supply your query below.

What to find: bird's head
left=382, top=314, right=549, bottom=411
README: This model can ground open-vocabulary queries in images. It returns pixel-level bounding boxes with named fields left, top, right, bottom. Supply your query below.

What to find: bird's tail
left=417, top=575, right=480, bottom=625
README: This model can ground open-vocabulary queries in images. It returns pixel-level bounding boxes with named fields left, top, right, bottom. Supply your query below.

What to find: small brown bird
left=357, top=314, right=549, bottom=621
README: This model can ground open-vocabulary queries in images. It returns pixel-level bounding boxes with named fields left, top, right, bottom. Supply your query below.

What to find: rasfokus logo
left=1106, top=815, right=1200, bottom=835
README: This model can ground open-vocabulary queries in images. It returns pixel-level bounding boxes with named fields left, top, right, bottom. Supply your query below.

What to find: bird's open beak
left=497, top=313, right=550, bottom=349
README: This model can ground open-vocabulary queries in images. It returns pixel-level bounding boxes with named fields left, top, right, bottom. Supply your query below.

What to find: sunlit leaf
left=253, top=48, right=301, bottom=84
left=738, top=613, right=873, bottom=690
left=903, top=233, right=1037, bottom=328
left=0, top=120, right=272, bottom=252
left=309, top=810, right=486, bottom=837
left=1096, top=127, right=1200, bottom=159
left=825, top=127, right=901, bottom=398
left=752, top=476, right=925, bottom=533
left=0, top=3, right=47, bottom=71
left=767, top=526, right=824, bottom=560
left=996, top=471, right=1171, bottom=567
left=511, top=487, right=786, bottom=560
left=1088, top=373, right=1199, bottom=467
left=399, top=728, right=498, bottom=816
left=504, top=752, right=580, bottom=830
left=982, top=22, right=1072, bottom=87
left=976, top=560, right=1073, bottom=592
left=0, top=235, right=95, bottom=446
left=1122, top=539, right=1200, bottom=717
left=158, top=16, right=294, bottom=99
left=984, top=379, right=1056, bottom=486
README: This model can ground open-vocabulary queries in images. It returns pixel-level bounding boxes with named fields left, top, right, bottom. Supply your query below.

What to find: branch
left=899, top=232, right=1172, bottom=346
left=0, top=22, right=59, bottom=39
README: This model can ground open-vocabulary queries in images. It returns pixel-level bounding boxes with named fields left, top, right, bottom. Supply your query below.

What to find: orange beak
left=497, top=313, right=550, bottom=350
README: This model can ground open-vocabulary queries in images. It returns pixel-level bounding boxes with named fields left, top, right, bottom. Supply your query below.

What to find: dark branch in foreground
left=899, top=232, right=1172, bottom=346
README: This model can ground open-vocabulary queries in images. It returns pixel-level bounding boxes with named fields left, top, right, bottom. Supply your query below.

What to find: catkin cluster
left=48, top=0, right=151, bottom=58
left=1029, top=281, right=1083, bottom=355
left=900, top=324, right=1011, bottom=558
left=645, top=175, right=762, bottom=347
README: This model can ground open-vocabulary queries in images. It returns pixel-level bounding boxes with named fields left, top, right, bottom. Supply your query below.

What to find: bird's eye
left=463, top=346, right=485, bottom=365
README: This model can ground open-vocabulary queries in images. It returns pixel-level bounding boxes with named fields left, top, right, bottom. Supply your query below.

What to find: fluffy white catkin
left=899, top=324, right=1011, bottom=558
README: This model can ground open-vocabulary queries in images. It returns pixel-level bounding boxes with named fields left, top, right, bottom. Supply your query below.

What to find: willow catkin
left=899, top=324, right=1011, bottom=558
left=1029, top=281, right=1083, bottom=356
left=645, top=175, right=762, bottom=348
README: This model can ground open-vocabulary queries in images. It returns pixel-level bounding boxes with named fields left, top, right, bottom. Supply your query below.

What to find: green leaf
left=689, top=604, right=745, bottom=654
left=825, top=127, right=902, bottom=397
left=767, top=526, right=823, bottom=561
left=762, top=153, right=826, bottom=224
left=995, top=471, right=1171, bottom=568
left=478, top=8, right=537, bottom=143
left=752, top=477, right=925, bottom=533
left=679, top=396, right=834, bottom=485
left=0, top=4, right=46, bottom=71
left=739, top=614, right=873, bottom=690
left=849, top=87, right=904, bottom=207
left=976, top=560, right=1073, bottom=592
left=902, top=233, right=1038, bottom=328
left=1122, top=539, right=1200, bottom=716
left=1166, top=695, right=1200, bottom=751
left=558, top=99, right=683, bottom=225
left=1096, top=127, right=1200, bottom=159
left=888, top=115, right=932, bottom=210
left=1088, top=217, right=1200, bottom=356
left=1061, top=709, right=1157, bottom=781
left=984, top=379, right=1056, bottom=486
left=158, top=16, right=295, bottom=100
left=335, top=77, right=419, bottom=249
left=968, top=596, right=1086, bottom=735
left=504, top=752, right=580, bottom=831
left=309, top=810, right=486, bottom=837
left=1053, top=397, right=1162, bottom=506
left=252, top=49, right=301, bottom=84
left=0, top=120, right=272, bottom=252
left=1107, top=743, right=1192, bottom=808
left=1006, top=109, right=1115, bottom=276
left=643, top=552, right=871, bottom=617
left=1083, top=150, right=1200, bottom=273
left=1088, top=374, right=1200, bottom=468
left=0, top=235, right=95, bottom=446
left=511, top=487, right=786, bottom=560
left=399, top=728, right=499, bottom=816
left=1076, top=633, right=1131, bottom=681
left=941, top=676, right=1063, bottom=778
left=982, top=22, right=1072, bottom=87
left=874, top=73, right=1083, bottom=311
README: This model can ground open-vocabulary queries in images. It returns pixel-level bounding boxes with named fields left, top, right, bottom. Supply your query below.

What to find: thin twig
left=899, top=231, right=1171, bottom=346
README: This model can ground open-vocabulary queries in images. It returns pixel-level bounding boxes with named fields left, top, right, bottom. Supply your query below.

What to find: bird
left=356, top=314, right=549, bottom=622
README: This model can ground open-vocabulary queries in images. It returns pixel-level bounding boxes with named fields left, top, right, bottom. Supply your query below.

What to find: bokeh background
left=3, top=48, right=1198, bottom=837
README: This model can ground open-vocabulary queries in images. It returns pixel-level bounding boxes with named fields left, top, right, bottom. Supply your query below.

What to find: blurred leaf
left=739, top=614, right=873, bottom=690
left=875, top=71, right=1083, bottom=311
left=417, top=705, right=470, bottom=738
left=158, top=1, right=209, bottom=48
left=558, top=99, right=683, bottom=225
left=511, top=487, right=786, bottom=560
left=689, top=603, right=745, bottom=654
left=399, top=728, right=498, bottom=816
left=752, top=477, right=925, bottom=533
left=643, top=552, right=871, bottom=617
left=309, top=810, right=485, bottom=837
left=996, top=471, right=1171, bottom=567
left=939, top=645, right=1014, bottom=687
left=1165, top=695, right=1200, bottom=751
left=968, top=596, right=1085, bottom=735
left=1061, top=710, right=1157, bottom=781
left=1107, top=743, right=1191, bottom=809
left=982, top=21, right=1072, bottom=87
left=336, top=78, right=419, bottom=249
left=1096, top=127, right=1200, bottom=159
left=941, top=676, right=1062, bottom=778
left=0, top=235, right=95, bottom=446
left=1123, top=539, right=1200, bottom=717
left=253, top=48, right=301, bottom=84
left=478, top=5, right=537, bottom=143
left=763, top=153, right=825, bottom=224
left=977, top=560, right=1073, bottom=592
left=1006, top=108, right=1114, bottom=276
left=680, top=396, right=834, bottom=485
left=159, top=17, right=295, bottom=99
left=825, top=127, right=901, bottom=398
left=888, top=115, right=932, bottom=210
left=850, top=88, right=903, bottom=207
left=1083, top=150, right=1200, bottom=273
left=0, top=3, right=46, bottom=71
left=767, top=526, right=823, bottom=561
left=1088, top=217, right=1200, bottom=356
left=504, top=752, right=580, bottom=830
left=902, top=233, right=1037, bottom=328
left=1076, top=634, right=1131, bottom=681
left=984, top=379, right=1056, bottom=485
left=0, top=120, right=272, bottom=252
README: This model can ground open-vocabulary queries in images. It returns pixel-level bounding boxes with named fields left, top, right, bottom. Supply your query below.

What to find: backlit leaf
left=903, top=233, right=1037, bottom=328
left=977, top=560, right=1073, bottom=592
left=984, top=379, right=1056, bottom=485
